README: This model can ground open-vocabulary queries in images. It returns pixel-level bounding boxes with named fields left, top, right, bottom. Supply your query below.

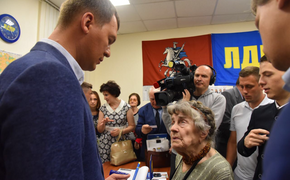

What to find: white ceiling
left=49, top=0, right=255, bottom=35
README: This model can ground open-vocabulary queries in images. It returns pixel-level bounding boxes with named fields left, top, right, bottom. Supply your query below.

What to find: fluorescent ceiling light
left=110, top=0, right=130, bottom=6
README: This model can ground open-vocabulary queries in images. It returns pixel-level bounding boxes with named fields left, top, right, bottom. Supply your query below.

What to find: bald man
left=135, top=86, right=169, bottom=161
left=183, top=65, right=226, bottom=129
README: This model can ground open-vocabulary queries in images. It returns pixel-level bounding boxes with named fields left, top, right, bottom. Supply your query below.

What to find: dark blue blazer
left=238, top=102, right=281, bottom=180
left=263, top=103, right=290, bottom=180
left=135, top=102, right=169, bottom=160
left=0, top=42, right=104, bottom=180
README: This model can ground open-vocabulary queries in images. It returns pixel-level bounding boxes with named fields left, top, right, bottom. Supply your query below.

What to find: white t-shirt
left=230, top=95, right=273, bottom=180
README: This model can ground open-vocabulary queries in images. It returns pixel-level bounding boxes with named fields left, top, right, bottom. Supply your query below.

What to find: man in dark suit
left=0, top=0, right=128, bottom=180
left=237, top=56, right=290, bottom=179
left=216, top=79, right=244, bottom=158
left=136, top=86, right=169, bottom=160
left=252, top=1, right=290, bottom=179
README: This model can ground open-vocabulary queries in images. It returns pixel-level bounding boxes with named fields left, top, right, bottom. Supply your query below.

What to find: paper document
left=118, top=166, right=149, bottom=180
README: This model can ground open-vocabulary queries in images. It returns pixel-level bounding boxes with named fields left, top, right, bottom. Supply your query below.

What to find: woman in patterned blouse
left=97, top=80, right=135, bottom=163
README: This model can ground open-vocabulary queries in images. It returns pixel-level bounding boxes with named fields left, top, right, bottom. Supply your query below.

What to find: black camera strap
left=169, top=157, right=202, bottom=180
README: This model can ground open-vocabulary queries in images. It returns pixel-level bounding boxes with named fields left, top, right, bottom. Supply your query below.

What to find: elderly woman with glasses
left=168, top=100, right=233, bottom=180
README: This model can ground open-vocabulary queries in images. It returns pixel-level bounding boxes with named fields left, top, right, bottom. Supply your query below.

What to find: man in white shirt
left=226, top=66, right=273, bottom=180
left=237, top=56, right=290, bottom=180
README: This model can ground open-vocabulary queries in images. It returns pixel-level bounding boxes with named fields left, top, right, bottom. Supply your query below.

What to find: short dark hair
left=81, top=82, right=92, bottom=89
left=58, top=0, right=120, bottom=30
left=260, top=55, right=270, bottom=63
left=236, top=78, right=240, bottom=85
left=239, top=66, right=260, bottom=82
left=100, top=80, right=121, bottom=97
left=128, top=93, right=141, bottom=106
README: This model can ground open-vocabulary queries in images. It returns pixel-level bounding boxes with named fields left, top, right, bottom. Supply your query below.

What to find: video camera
left=153, top=60, right=197, bottom=106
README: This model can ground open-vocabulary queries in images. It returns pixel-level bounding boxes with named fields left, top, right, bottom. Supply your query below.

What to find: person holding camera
left=182, top=65, right=226, bottom=129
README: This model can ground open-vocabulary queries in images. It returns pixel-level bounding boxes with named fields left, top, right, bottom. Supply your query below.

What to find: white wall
left=0, top=0, right=39, bottom=55
left=85, top=21, right=257, bottom=107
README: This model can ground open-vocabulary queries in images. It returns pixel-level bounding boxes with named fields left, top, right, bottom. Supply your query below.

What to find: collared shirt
left=282, top=67, right=290, bottom=92
left=275, top=101, right=288, bottom=109
left=230, top=95, right=273, bottom=180
left=40, top=39, right=84, bottom=85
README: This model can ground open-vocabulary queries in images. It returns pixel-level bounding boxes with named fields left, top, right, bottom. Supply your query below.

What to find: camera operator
left=162, top=65, right=226, bottom=177
left=184, top=65, right=226, bottom=128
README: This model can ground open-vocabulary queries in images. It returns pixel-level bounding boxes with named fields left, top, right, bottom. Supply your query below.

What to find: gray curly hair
left=167, top=100, right=216, bottom=142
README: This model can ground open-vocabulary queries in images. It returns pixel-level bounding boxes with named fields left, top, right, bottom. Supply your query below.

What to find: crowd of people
left=1, top=0, right=290, bottom=179
left=80, top=56, right=279, bottom=180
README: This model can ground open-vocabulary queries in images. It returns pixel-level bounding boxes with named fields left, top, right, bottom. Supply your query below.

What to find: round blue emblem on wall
left=0, top=14, right=21, bottom=43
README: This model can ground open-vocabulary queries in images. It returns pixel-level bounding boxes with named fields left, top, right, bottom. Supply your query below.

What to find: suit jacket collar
left=31, top=42, right=88, bottom=103
left=31, top=41, right=84, bottom=85
left=31, top=42, right=70, bottom=67
left=233, top=86, right=243, bottom=102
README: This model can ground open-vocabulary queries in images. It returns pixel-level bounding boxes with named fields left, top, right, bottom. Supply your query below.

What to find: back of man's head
left=81, top=82, right=93, bottom=90
left=81, top=82, right=92, bottom=102
left=239, top=66, right=260, bottom=82
left=57, top=0, right=120, bottom=30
